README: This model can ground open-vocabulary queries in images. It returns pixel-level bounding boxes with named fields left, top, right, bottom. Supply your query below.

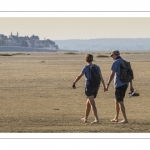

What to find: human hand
left=130, top=87, right=134, bottom=93
left=72, top=83, right=76, bottom=89
left=103, top=87, right=107, bottom=92
left=106, top=85, right=109, bottom=91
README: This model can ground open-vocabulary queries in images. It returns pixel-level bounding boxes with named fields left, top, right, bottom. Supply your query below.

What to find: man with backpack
left=72, top=54, right=106, bottom=124
left=106, top=50, right=134, bottom=123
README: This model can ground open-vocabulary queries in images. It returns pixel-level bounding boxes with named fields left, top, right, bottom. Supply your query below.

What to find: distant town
left=0, top=32, right=59, bottom=52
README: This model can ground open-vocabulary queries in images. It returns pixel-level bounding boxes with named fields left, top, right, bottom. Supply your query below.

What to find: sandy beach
left=0, top=52, right=150, bottom=132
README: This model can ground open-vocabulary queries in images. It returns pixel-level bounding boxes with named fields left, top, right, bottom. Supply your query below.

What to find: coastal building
left=0, top=32, right=59, bottom=51
left=0, top=34, right=8, bottom=46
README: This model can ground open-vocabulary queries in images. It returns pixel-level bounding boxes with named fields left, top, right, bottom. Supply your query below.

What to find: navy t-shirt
left=82, top=64, right=101, bottom=87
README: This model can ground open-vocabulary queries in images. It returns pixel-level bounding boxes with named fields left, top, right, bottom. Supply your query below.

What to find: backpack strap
left=86, top=64, right=95, bottom=79
left=120, top=59, right=128, bottom=68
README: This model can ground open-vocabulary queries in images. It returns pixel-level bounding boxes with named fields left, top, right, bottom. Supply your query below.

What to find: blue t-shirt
left=111, top=57, right=128, bottom=88
left=82, top=64, right=101, bottom=87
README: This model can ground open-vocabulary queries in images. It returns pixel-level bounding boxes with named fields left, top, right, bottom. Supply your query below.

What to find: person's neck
left=115, top=56, right=121, bottom=60
left=87, top=62, right=92, bottom=65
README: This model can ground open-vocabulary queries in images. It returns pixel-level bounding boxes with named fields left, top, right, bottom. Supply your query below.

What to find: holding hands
left=104, top=87, right=108, bottom=92
left=106, top=84, right=109, bottom=91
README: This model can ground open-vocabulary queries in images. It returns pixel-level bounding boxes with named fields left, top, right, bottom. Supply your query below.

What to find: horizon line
left=54, top=37, right=150, bottom=40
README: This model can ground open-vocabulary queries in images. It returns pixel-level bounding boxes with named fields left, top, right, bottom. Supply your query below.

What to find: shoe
left=128, top=90, right=138, bottom=98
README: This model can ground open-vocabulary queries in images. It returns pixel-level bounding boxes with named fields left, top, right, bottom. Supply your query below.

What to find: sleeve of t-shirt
left=81, top=66, right=86, bottom=74
left=111, top=61, right=117, bottom=72
left=95, top=65, right=101, bottom=73
left=97, top=66, right=101, bottom=73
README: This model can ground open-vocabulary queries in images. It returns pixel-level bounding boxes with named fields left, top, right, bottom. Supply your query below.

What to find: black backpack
left=87, top=64, right=101, bottom=87
left=119, top=60, right=134, bottom=83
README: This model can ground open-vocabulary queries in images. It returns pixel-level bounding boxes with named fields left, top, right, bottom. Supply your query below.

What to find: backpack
left=87, top=64, right=101, bottom=87
left=119, top=60, right=134, bottom=83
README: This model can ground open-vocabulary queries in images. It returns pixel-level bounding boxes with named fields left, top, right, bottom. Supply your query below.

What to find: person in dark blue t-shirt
left=72, top=54, right=106, bottom=124
left=106, top=50, right=134, bottom=123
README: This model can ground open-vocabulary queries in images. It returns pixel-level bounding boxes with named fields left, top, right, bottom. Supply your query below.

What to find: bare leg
left=118, top=102, right=128, bottom=123
left=111, top=100, right=119, bottom=122
left=85, top=100, right=91, bottom=120
left=81, top=100, right=91, bottom=122
left=88, top=96, right=99, bottom=123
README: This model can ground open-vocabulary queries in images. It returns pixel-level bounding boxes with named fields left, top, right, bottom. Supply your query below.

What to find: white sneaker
left=128, top=90, right=136, bottom=98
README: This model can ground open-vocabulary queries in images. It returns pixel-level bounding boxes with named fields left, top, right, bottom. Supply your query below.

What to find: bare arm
left=72, top=72, right=84, bottom=89
left=99, top=72, right=106, bottom=92
left=106, top=70, right=115, bottom=90
left=129, top=80, right=134, bottom=92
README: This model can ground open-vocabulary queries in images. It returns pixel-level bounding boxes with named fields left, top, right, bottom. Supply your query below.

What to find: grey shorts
left=115, top=84, right=128, bottom=102
left=85, top=85, right=99, bottom=98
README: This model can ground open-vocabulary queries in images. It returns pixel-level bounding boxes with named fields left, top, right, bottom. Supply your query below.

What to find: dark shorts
left=85, top=85, right=99, bottom=98
left=115, top=84, right=128, bottom=102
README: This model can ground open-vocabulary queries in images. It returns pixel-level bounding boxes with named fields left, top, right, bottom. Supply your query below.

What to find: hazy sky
left=1, top=17, right=150, bottom=40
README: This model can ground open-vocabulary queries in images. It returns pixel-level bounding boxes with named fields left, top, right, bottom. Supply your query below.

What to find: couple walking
left=72, top=50, right=134, bottom=124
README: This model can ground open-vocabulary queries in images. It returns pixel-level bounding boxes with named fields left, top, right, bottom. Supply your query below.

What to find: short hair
left=86, top=54, right=93, bottom=62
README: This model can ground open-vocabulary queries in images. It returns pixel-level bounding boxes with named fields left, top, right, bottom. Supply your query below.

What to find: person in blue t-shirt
left=72, top=54, right=106, bottom=124
left=106, top=50, right=134, bottom=123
